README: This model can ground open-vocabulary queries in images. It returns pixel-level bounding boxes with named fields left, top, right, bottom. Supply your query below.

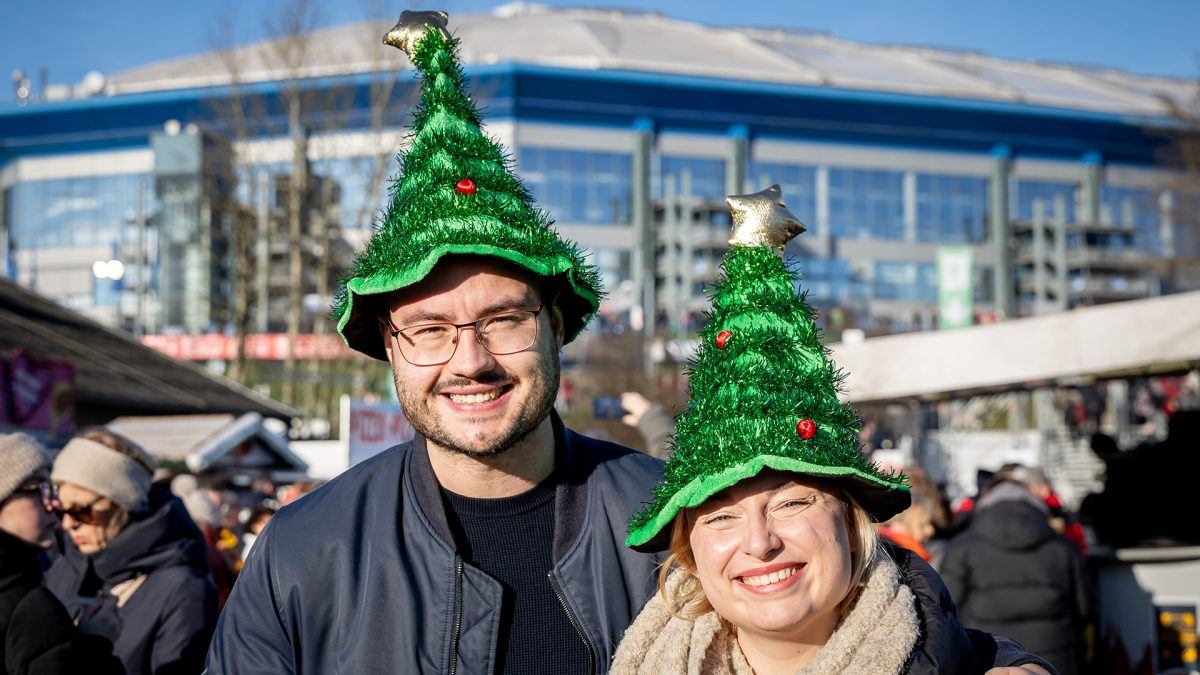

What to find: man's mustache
left=432, top=374, right=513, bottom=395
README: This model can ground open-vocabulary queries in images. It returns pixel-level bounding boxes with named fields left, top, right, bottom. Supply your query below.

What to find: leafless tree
left=203, top=0, right=415, bottom=428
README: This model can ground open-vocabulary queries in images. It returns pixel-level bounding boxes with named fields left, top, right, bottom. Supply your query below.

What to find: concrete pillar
left=1053, top=195, right=1068, bottom=310
left=989, top=145, right=1015, bottom=318
left=1033, top=198, right=1046, bottom=313
left=678, top=172, right=694, bottom=341
left=1161, top=190, right=1175, bottom=258
left=726, top=124, right=749, bottom=196
left=631, top=118, right=655, bottom=374
left=1080, top=151, right=1102, bottom=224
left=816, top=165, right=830, bottom=252
left=903, top=171, right=918, bottom=242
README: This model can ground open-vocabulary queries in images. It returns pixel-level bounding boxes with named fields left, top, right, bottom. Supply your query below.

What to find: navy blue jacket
left=206, top=414, right=665, bottom=674
left=0, top=529, right=124, bottom=675
left=46, top=488, right=217, bottom=675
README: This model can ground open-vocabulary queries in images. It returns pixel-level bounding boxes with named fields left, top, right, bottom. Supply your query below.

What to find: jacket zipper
left=449, top=557, right=464, bottom=675
left=548, top=572, right=596, bottom=675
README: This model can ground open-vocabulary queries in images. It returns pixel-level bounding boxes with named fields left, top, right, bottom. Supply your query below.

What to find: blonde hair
left=656, top=482, right=880, bottom=620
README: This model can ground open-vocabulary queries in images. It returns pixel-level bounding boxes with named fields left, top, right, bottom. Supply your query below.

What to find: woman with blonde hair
left=47, top=427, right=216, bottom=675
left=613, top=186, right=1054, bottom=674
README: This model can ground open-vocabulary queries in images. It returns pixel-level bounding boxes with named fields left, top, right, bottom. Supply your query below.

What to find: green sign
left=937, top=246, right=974, bottom=329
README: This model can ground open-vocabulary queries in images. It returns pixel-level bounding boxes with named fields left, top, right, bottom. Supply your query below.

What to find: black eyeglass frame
left=383, top=304, right=546, bottom=366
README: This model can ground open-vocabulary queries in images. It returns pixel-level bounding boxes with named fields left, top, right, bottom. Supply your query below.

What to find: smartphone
left=593, top=396, right=624, bottom=419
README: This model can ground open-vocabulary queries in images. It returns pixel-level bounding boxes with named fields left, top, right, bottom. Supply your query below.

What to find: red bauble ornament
left=715, top=330, right=732, bottom=349
left=455, top=178, right=477, bottom=195
left=796, top=419, right=817, bottom=439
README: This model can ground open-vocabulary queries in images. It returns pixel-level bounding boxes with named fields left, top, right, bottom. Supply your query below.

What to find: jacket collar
left=0, top=528, right=44, bottom=590
left=406, top=410, right=589, bottom=565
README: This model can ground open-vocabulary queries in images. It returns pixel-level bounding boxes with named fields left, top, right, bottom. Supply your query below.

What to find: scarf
left=611, top=557, right=919, bottom=674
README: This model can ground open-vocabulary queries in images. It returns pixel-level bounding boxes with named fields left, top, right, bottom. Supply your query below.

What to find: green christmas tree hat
left=626, top=185, right=909, bottom=552
left=334, top=11, right=603, bottom=360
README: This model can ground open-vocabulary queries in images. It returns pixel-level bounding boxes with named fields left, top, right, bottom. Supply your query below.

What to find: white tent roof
left=101, top=2, right=1194, bottom=118
left=830, top=291, right=1200, bottom=403
left=108, top=412, right=308, bottom=473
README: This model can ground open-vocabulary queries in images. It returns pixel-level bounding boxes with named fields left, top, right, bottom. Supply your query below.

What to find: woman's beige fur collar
left=611, top=556, right=919, bottom=674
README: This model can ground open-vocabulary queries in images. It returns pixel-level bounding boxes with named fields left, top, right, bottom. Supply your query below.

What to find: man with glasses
left=0, top=433, right=124, bottom=673
left=208, top=12, right=664, bottom=674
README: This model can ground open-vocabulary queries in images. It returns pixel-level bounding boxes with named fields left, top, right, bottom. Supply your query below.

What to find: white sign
left=341, top=396, right=415, bottom=467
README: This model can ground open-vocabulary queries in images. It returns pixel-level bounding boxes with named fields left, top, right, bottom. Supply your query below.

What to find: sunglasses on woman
left=55, top=496, right=108, bottom=525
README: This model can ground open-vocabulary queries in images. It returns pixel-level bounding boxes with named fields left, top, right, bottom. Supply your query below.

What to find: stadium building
left=1, top=3, right=1194, bottom=347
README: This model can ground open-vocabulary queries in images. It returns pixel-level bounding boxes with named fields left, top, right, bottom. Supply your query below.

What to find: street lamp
left=92, top=259, right=125, bottom=281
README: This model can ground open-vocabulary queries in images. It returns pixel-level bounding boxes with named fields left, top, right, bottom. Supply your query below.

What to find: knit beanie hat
left=0, top=433, right=52, bottom=503
left=171, top=474, right=220, bottom=528
left=51, top=433, right=156, bottom=512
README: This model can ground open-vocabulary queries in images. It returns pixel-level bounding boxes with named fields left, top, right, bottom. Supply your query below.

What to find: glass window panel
left=518, top=147, right=631, bottom=225
left=658, top=156, right=725, bottom=200
left=1016, top=180, right=1078, bottom=223
left=828, top=168, right=904, bottom=240
left=916, top=174, right=989, bottom=244
left=1102, top=186, right=1161, bottom=253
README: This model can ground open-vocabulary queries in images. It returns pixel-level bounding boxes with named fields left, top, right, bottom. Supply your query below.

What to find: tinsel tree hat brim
left=625, top=454, right=911, bottom=553
left=337, top=243, right=601, bottom=361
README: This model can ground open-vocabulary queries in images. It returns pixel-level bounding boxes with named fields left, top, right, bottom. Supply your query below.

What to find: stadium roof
left=101, top=2, right=1195, bottom=119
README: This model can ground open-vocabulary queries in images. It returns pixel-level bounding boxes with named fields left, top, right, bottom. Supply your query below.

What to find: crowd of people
left=3, top=12, right=1192, bottom=675
left=0, top=427, right=298, bottom=675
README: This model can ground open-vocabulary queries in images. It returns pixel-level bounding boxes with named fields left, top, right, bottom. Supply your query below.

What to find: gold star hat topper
left=383, top=10, right=451, bottom=59
left=727, top=184, right=807, bottom=248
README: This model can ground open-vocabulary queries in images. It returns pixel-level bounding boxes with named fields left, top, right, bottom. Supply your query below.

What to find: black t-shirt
left=440, top=475, right=590, bottom=674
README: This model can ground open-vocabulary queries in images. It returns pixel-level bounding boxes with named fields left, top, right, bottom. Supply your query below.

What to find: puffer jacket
left=939, top=485, right=1090, bottom=675
left=46, top=487, right=217, bottom=675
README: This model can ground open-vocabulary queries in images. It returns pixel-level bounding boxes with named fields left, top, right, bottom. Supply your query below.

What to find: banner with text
left=341, top=396, right=415, bottom=467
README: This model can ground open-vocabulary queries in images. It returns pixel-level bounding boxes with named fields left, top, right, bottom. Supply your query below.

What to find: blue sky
left=3, top=0, right=1198, bottom=103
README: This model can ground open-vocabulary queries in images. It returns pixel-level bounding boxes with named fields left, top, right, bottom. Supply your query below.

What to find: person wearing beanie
left=170, top=474, right=237, bottom=610
left=208, top=12, right=662, bottom=674
left=45, top=428, right=217, bottom=675
left=611, top=186, right=1054, bottom=674
left=0, top=432, right=124, bottom=675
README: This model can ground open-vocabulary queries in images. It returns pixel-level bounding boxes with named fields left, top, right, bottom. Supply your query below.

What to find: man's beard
left=395, top=348, right=560, bottom=458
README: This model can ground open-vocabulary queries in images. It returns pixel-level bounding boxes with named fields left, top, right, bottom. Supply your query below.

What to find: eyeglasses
left=384, top=305, right=544, bottom=366
left=55, top=496, right=108, bottom=525
left=11, top=481, right=55, bottom=508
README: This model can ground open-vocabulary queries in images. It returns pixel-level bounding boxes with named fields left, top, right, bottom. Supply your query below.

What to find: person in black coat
left=45, top=428, right=216, bottom=675
left=0, top=432, right=124, bottom=675
left=940, top=480, right=1092, bottom=675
